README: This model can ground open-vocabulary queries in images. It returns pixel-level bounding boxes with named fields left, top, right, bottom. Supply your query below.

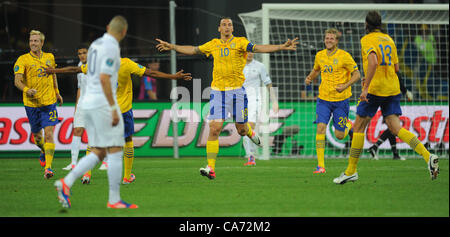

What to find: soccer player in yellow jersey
left=333, top=11, right=439, bottom=184
left=14, top=30, right=63, bottom=179
left=47, top=57, right=192, bottom=184
left=305, top=28, right=360, bottom=174
left=156, top=17, right=299, bottom=179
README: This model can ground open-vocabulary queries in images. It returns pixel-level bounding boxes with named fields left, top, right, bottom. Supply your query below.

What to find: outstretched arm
left=144, top=68, right=192, bottom=81
left=45, top=66, right=82, bottom=75
left=253, top=37, right=299, bottom=53
left=155, top=38, right=202, bottom=55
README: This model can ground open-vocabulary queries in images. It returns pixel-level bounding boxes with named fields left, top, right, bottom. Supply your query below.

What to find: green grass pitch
left=0, top=156, right=448, bottom=217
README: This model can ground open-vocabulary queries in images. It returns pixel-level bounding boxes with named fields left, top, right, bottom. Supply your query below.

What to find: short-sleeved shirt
left=360, top=30, right=400, bottom=97
left=116, top=58, right=146, bottom=113
left=13, top=51, right=57, bottom=107
left=80, top=33, right=121, bottom=110
left=198, top=36, right=255, bottom=91
left=313, top=48, right=358, bottom=102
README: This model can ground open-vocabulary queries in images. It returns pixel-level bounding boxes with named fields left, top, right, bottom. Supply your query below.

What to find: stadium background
left=0, top=0, right=448, bottom=158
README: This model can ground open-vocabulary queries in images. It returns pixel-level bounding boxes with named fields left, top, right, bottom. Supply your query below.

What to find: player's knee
left=387, top=126, right=400, bottom=136
left=209, top=127, right=221, bottom=138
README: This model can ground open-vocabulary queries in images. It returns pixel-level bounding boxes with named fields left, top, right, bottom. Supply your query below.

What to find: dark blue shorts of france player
left=122, top=109, right=135, bottom=138
left=24, top=103, right=60, bottom=134
left=356, top=93, right=402, bottom=118
left=208, top=87, right=248, bottom=124
left=314, top=98, right=350, bottom=132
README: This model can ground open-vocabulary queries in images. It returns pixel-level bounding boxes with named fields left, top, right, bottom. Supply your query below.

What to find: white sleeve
left=99, top=46, right=119, bottom=76
left=77, top=73, right=82, bottom=88
left=259, top=64, right=272, bottom=86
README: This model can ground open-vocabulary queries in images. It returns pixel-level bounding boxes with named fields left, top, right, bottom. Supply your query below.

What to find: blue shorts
left=356, top=93, right=402, bottom=118
left=122, top=109, right=134, bottom=138
left=314, top=98, right=349, bottom=132
left=24, top=103, right=60, bottom=134
left=208, top=87, right=248, bottom=123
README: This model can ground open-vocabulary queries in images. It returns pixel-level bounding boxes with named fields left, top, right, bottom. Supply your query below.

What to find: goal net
left=238, top=4, right=449, bottom=159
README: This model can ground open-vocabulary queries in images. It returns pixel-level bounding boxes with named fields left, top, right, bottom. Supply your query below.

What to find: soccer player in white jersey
left=60, top=44, right=91, bottom=172
left=54, top=15, right=138, bottom=209
left=242, top=52, right=279, bottom=165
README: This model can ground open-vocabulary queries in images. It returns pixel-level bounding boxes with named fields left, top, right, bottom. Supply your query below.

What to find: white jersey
left=76, top=61, right=88, bottom=109
left=80, top=33, right=121, bottom=109
left=243, top=59, right=272, bottom=98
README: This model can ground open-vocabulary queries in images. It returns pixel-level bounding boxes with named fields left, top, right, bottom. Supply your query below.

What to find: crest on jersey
left=106, top=58, right=114, bottom=67
left=333, top=59, right=338, bottom=65
left=230, top=43, right=236, bottom=49
left=46, top=60, right=51, bottom=66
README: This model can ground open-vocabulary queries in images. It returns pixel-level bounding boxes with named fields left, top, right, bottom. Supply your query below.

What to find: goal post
left=239, top=4, right=449, bottom=160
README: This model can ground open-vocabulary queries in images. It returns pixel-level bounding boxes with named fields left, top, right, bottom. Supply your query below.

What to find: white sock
left=243, top=136, right=254, bottom=157
left=107, top=151, right=123, bottom=204
left=70, top=136, right=82, bottom=165
left=64, top=152, right=99, bottom=187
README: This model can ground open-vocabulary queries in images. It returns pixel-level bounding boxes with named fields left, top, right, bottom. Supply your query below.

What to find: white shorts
left=83, top=106, right=125, bottom=148
left=73, top=107, right=85, bottom=128
left=247, top=93, right=262, bottom=123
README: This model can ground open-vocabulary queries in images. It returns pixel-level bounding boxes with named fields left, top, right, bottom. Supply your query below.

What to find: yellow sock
left=246, top=123, right=254, bottom=137
left=123, top=140, right=134, bottom=180
left=44, top=143, right=55, bottom=169
left=345, top=133, right=364, bottom=176
left=34, top=135, right=45, bottom=153
left=206, top=140, right=219, bottom=170
left=397, top=128, right=430, bottom=163
left=316, top=134, right=326, bottom=168
left=344, top=121, right=352, bottom=138
left=86, top=145, right=91, bottom=155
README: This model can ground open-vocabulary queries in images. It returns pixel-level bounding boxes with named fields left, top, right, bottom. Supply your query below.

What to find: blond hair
left=108, top=15, right=128, bottom=33
left=30, top=30, right=45, bottom=42
left=324, top=28, right=341, bottom=41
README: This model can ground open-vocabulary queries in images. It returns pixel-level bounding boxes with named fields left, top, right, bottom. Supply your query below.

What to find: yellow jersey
left=360, top=30, right=400, bottom=97
left=198, top=36, right=255, bottom=91
left=13, top=51, right=57, bottom=107
left=80, top=58, right=146, bottom=113
left=314, top=48, right=358, bottom=101
left=116, top=58, right=146, bottom=113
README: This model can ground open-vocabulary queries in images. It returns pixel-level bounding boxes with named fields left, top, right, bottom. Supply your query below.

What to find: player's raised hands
left=155, top=39, right=172, bottom=52
left=281, top=37, right=299, bottom=50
